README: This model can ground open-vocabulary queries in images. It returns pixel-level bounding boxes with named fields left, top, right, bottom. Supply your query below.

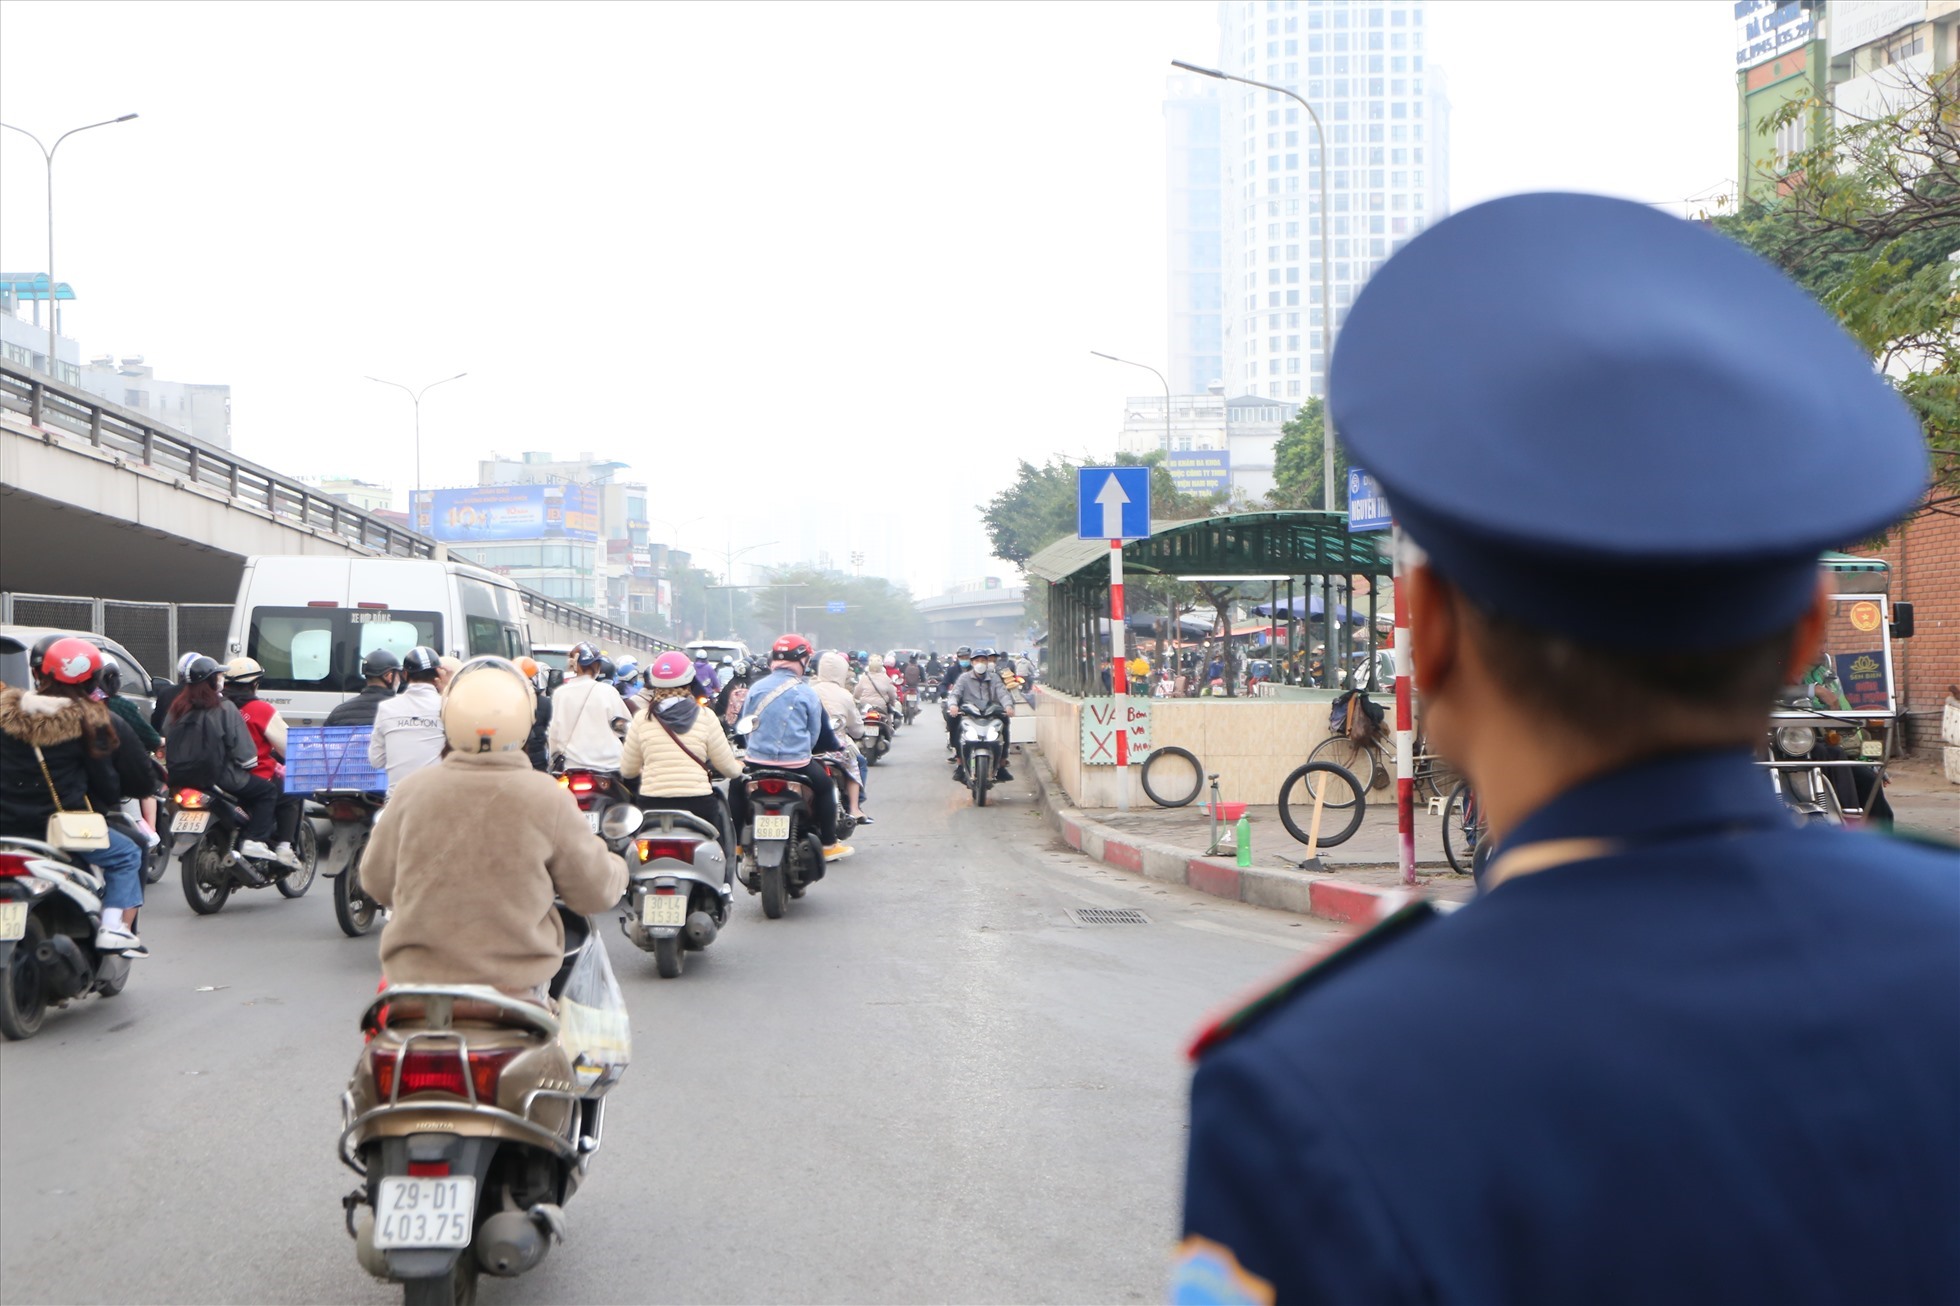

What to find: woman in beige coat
left=621, top=651, right=741, bottom=853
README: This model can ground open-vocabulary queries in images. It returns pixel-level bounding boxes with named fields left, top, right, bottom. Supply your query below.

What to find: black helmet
left=402, top=645, right=441, bottom=678
left=96, top=662, right=123, bottom=696
left=595, top=656, right=616, bottom=680
left=572, top=641, right=603, bottom=669
left=183, top=655, right=223, bottom=685
left=973, top=647, right=998, bottom=659
left=955, top=645, right=972, bottom=657
left=361, top=648, right=401, bottom=678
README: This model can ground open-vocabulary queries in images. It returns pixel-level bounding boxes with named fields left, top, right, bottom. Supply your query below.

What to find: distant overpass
left=916, top=581, right=1030, bottom=650
left=0, top=361, right=670, bottom=657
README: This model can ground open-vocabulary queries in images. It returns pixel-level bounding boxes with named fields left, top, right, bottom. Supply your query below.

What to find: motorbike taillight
left=558, top=772, right=598, bottom=795
left=174, top=790, right=208, bottom=808
left=0, top=852, right=33, bottom=878
left=636, top=838, right=699, bottom=863
left=372, top=1047, right=518, bottom=1101
left=328, top=801, right=364, bottom=822
left=756, top=778, right=787, bottom=795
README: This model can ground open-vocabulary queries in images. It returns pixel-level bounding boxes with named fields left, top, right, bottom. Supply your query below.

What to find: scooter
left=555, top=770, right=634, bottom=834
left=859, top=704, right=892, bottom=765
left=737, top=768, right=830, bottom=920
left=317, top=790, right=388, bottom=937
left=0, top=837, right=134, bottom=1040
left=168, top=786, right=317, bottom=915
left=956, top=704, right=1009, bottom=807
left=340, top=811, right=642, bottom=1306
left=620, top=809, right=729, bottom=978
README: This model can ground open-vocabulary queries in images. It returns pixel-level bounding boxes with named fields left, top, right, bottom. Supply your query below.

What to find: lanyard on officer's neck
left=1482, top=816, right=1786, bottom=891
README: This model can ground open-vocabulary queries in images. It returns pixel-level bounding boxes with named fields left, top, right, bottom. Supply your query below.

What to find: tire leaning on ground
left=1276, top=761, right=1367, bottom=849
left=1139, top=746, right=1204, bottom=808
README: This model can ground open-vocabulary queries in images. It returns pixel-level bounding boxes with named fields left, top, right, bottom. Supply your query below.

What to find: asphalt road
left=0, top=718, right=1339, bottom=1305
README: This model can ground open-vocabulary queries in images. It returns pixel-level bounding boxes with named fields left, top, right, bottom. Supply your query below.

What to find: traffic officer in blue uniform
left=1175, top=193, right=1957, bottom=1305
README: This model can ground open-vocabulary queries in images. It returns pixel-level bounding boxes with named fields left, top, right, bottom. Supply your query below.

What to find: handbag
left=35, top=746, right=110, bottom=850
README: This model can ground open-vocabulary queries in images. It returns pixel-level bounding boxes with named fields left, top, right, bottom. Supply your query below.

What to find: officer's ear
left=1782, top=575, right=1833, bottom=687
left=1406, top=562, right=1461, bottom=698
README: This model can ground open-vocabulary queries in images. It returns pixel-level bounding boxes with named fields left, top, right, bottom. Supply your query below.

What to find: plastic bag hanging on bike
left=556, top=927, right=631, bottom=1096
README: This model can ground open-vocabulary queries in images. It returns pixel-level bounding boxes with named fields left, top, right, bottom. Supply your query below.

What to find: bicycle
left=1439, top=779, right=1487, bottom=876
left=1138, top=744, right=1366, bottom=851
left=1305, top=693, right=1456, bottom=808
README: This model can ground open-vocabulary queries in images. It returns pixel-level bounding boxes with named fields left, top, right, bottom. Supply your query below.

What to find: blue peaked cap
left=1329, top=192, right=1927, bottom=650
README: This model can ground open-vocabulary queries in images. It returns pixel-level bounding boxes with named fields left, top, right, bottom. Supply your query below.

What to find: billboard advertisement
left=411, top=485, right=599, bottom=543
left=1165, top=450, right=1231, bottom=494
left=1735, top=0, right=1816, bottom=68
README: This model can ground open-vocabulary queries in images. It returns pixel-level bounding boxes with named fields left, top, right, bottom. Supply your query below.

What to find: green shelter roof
left=1024, top=511, right=1393, bottom=586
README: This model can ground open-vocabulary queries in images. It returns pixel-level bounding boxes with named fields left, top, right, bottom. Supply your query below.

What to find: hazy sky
left=0, top=1, right=1735, bottom=597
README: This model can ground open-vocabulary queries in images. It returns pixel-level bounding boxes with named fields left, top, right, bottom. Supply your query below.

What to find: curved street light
left=365, top=372, right=468, bottom=500
left=1091, top=351, right=1173, bottom=455
left=0, top=113, right=140, bottom=381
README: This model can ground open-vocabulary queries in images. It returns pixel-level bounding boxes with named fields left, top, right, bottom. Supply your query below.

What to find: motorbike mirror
left=735, top=714, right=757, bottom=735
left=600, top=804, right=644, bottom=843
left=149, top=675, right=172, bottom=697
left=1890, top=601, right=1914, bottom=640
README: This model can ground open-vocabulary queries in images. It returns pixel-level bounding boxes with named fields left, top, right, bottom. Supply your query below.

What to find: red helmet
left=770, top=633, right=813, bottom=664
left=40, top=637, right=104, bottom=685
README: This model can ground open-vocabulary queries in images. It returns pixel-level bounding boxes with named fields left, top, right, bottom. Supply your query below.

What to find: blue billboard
left=412, top=485, right=599, bottom=543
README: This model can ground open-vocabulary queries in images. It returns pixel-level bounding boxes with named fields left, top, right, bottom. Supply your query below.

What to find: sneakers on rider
left=273, top=842, right=302, bottom=868
left=239, top=839, right=279, bottom=862
left=119, top=940, right=151, bottom=959
left=95, top=924, right=141, bottom=953
left=822, top=843, right=854, bottom=861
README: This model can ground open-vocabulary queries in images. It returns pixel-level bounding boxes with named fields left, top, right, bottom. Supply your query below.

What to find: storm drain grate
left=1071, top=908, right=1151, bottom=925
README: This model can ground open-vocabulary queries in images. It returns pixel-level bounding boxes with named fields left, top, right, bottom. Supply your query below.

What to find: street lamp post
left=364, top=372, right=468, bottom=501
left=1172, top=60, right=1338, bottom=511
left=1091, top=351, right=1172, bottom=454
left=0, top=113, right=139, bottom=382
left=719, top=539, right=779, bottom=635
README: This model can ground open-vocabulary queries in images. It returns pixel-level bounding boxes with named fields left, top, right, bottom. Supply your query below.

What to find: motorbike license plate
left=171, top=811, right=210, bottom=834
left=754, top=814, right=791, bottom=841
left=641, top=894, right=687, bottom=927
left=372, top=1175, right=476, bottom=1249
left=585, top=809, right=602, bottom=833
left=0, top=902, right=26, bottom=942
left=1861, top=740, right=1884, bottom=759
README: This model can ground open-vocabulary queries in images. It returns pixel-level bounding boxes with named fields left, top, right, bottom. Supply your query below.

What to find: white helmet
left=441, top=656, right=535, bottom=756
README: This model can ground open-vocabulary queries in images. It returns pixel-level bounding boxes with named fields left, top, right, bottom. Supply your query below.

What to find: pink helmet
left=647, top=651, right=695, bottom=688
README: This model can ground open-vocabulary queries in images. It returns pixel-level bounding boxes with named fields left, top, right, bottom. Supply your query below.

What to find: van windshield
left=249, top=607, right=442, bottom=693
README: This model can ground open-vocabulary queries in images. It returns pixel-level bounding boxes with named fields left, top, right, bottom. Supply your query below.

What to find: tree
left=980, top=450, right=1226, bottom=568
left=1714, top=69, right=1959, bottom=496
left=748, top=566, right=927, bottom=652
left=1267, top=396, right=1352, bottom=510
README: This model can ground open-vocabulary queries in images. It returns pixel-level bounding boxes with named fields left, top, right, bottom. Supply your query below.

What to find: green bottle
left=1235, top=813, right=1252, bottom=868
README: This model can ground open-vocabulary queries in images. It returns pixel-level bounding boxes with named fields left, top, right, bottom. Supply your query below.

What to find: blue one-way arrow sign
left=1077, top=466, right=1151, bottom=540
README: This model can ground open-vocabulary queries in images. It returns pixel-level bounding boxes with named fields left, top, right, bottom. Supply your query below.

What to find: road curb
left=1027, top=745, right=1410, bottom=925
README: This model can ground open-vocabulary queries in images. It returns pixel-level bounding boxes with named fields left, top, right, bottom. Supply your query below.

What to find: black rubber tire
left=654, top=933, right=684, bottom=978
left=1139, top=746, right=1204, bottom=808
left=1442, top=780, right=1483, bottom=874
left=334, top=847, right=381, bottom=937
left=971, top=753, right=992, bottom=807
left=0, top=921, right=49, bottom=1041
left=182, top=844, right=230, bottom=915
left=275, top=821, right=318, bottom=899
left=402, top=1258, right=477, bottom=1306
left=760, top=863, right=787, bottom=919
left=1276, top=762, right=1367, bottom=848
left=1306, top=735, right=1377, bottom=799
left=139, top=839, right=166, bottom=885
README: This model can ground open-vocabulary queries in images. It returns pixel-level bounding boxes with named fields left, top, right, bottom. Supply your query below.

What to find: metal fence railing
left=1, top=592, right=234, bottom=681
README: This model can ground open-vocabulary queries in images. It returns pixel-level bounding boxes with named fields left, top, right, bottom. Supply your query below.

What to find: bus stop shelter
left=1026, top=511, right=1394, bottom=696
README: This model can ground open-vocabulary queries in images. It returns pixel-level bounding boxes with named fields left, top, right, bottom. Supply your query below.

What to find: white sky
left=0, top=0, right=1735, bottom=598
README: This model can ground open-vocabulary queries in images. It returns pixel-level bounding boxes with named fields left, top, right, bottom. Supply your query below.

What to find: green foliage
left=979, top=450, right=1225, bottom=567
left=1715, top=70, right=1959, bottom=494
left=747, top=566, right=926, bottom=652
left=1267, top=396, right=1351, bottom=510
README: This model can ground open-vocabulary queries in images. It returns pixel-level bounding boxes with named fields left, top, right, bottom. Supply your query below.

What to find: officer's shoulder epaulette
left=1187, top=898, right=1443, bottom=1060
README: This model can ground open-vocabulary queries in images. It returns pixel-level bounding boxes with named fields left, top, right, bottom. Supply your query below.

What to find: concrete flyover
left=917, top=582, right=1028, bottom=650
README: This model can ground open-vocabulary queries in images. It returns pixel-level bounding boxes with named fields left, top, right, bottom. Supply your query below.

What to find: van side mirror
left=1890, top=601, right=1914, bottom=640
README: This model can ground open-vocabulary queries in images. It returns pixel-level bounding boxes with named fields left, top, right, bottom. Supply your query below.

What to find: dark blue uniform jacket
left=1182, top=749, right=1959, bottom=1305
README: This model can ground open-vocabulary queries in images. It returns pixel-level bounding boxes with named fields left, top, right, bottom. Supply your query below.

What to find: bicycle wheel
left=1277, top=762, right=1366, bottom=848
left=1139, top=746, right=1204, bottom=808
left=1442, top=780, right=1485, bottom=874
left=1309, top=733, right=1372, bottom=803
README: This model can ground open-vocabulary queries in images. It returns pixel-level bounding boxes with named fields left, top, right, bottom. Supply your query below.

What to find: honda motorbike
left=620, top=809, right=730, bottom=978
left=318, top=790, right=388, bottom=938
left=168, top=786, right=317, bottom=915
left=956, top=704, right=1009, bottom=807
left=738, top=767, right=830, bottom=920
left=341, top=811, right=641, bottom=1306
left=0, top=837, right=134, bottom=1040
left=859, top=704, right=892, bottom=765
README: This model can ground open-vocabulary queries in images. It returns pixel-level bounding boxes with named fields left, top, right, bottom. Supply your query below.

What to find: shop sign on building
left=1735, top=0, right=1816, bottom=68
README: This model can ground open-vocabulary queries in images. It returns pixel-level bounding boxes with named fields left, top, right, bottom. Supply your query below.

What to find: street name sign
left=1347, top=468, right=1392, bottom=533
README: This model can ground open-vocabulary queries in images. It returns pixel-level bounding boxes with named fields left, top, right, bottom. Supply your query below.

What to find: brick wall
left=1854, top=500, right=1960, bottom=750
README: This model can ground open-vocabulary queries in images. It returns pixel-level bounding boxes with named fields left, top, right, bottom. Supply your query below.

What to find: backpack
left=165, top=707, right=232, bottom=791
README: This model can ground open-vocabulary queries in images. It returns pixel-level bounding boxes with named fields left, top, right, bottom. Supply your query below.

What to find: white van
left=224, top=556, right=532, bottom=723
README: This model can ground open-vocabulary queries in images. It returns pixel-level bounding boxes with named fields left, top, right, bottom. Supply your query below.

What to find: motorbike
left=167, top=785, right=317, bottom=914
left=555, top=770, right=634, bottom=835
left=318, top=790, right=388, bottom=937
left=956, top=704, right=1009, bottom=807
left=900, top=684, right=919, bottom=724
left=859, top=704, right=892, bottom=765
left=620, top=808, right=730, bottom=978
left=120, top=799, right=167, bottom=886
left=1762, top=707, right=1892, bottom=828
left=0, top=837, right=135, bottom=1040
left=737, top=767, right=831, bottom=920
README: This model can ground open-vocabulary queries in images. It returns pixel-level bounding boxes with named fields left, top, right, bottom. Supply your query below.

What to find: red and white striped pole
left=1110, top=538, right=1130, bottom=810
left=1392, top=525, right=1415, bottom=887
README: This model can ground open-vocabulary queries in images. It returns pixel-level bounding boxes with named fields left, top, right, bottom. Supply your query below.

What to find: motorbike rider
left=856, top=653, right=899, bottom=716
left=165, top=655, right=283, bottom=876
left=948, top=647, right=1015, bottom=782
left=621, top=651, right=742, bottom=859
left=149, top=650, right=203, bottom=734
left=95, top=660, right=163, bottom=846
left=691, top=653, right=721, bottom=699
left=941, top=647, right=973, bottom=756
left=224, top=657, right=305, bottom=868
left=813, top=651, right=870, bottom=826
left=548, top=642, right=631, bottom=773
left=901, top=654, right=925, bottom=696
left=325, top=649, right=401, bottom=727
left=733, top=635, right=849, bottom=860
left=0, top=638, right=153, bottom=956
left=611, top=656, right=641, bottom=701
left=713, top=657, right=753, bottom=728
left=360, top=657, right=627, bottom=1001
left=925, top=652, right=944, bottom=682
left=369, top=646, right=446, bottom=790
left=515, top=656, right=553, bottom=771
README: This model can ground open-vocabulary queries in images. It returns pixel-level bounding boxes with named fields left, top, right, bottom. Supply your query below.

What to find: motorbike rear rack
left=358, top=984, right=561, bottom=1041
